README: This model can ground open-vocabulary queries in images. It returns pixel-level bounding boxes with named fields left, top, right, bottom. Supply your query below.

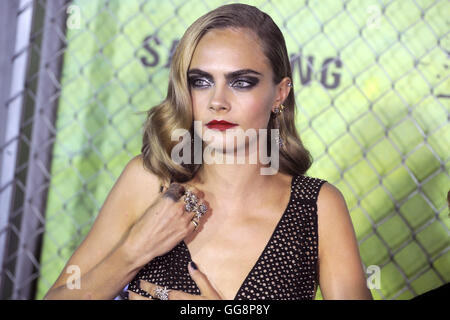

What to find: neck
left=191, top=135, right=280, bottom=204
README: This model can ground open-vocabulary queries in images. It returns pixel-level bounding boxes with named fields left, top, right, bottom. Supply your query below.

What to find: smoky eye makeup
left=187, top=76, right=260, bottom=89
left=187, top=68, right=263, bottom=90
left=231, top=77, right=259, bottom=88
left=188, top=77, right=211, bottom=88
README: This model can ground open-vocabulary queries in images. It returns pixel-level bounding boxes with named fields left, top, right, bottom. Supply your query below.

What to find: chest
left=185, top=211, right=284, bottom=299
left=182, top=180, right=320, bottom=298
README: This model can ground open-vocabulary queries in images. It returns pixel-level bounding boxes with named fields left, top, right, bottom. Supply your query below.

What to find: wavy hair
left=141, top=3, right=312, bottom=188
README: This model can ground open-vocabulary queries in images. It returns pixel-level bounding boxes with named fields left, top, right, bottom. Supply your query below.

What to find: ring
left=191, top=219, right=199, bottom=230
left=184, top=190, right=198, bottom=203
left=183, top=190, right=199, bottom=212
left=154, top=286, right=171, bottom=300
left=193, top=203, right=208, bottom=219
left=185, top=202, right=197, bottom=212
left=183, top=190, right=209, bottom=219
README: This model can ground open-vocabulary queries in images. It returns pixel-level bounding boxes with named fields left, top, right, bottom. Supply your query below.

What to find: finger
left=162, top=183, right=185, bottom=202
left=193, top=200, right=209, bottom=218
left=138, top=281, right=203, bottom=300
left=139, top=280, right=158, bottom=297
left=183, top=198, right=203, bottom=218
left=188, top=261, right=221, bottom=299
left=187, top=217, right=200, bottom=232
left=127, top=290, right=153, bottom=300
left=140, top=280, right=173, bottom=300
left=184, top=196, right=209, bottom=215
left=183, top=184, right=205, bottom=199
left=182, top=192, right=203, bottom=214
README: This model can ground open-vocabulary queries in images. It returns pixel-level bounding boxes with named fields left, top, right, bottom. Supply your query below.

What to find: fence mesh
left=0, top=0, right=448, bottom=300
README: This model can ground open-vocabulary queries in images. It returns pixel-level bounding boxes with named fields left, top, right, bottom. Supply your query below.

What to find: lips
left=206, top=120, right=238, bottom=131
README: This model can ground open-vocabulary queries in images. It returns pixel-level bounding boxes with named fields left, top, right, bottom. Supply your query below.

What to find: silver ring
left=194, top=203, right=208, bottom=219
left=184, top=190, right=198, bottom=203
left=183, top=190, right=198, bottom=212
left=154, top=286, right=170, bottom=300
left=185, top=202, right=196, bottom=212
left=191, top=219, right=199, bottom=230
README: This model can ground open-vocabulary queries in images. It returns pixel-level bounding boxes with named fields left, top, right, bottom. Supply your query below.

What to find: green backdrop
left=36, top=0, right=449, bottom=300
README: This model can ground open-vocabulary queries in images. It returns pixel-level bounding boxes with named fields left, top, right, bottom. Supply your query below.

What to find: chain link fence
left=0, top=0, right=448, bottom=300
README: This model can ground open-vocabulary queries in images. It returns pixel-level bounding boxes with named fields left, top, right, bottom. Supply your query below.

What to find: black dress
left=126, top=174, right=327, bottom=300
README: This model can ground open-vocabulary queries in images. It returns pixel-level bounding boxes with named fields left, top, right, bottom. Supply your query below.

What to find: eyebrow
left=187, top=68, right=263, bottom=81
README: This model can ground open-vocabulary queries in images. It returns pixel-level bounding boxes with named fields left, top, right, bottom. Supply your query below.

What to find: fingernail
left=190, top=261, right=198, bottom=270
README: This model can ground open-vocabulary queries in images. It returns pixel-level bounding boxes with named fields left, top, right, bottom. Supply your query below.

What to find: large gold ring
left=191, top=219, right=199, bottom=230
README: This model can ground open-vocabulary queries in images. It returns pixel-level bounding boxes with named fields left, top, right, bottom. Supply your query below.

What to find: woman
left=44, top=3, right=372, bottom=300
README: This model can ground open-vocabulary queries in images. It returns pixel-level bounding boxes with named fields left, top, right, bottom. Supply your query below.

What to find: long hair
left=141, top=3, right=312, bottom=188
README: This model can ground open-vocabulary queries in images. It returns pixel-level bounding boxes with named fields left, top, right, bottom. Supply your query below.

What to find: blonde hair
left=141, top=3, right=312, bottom=188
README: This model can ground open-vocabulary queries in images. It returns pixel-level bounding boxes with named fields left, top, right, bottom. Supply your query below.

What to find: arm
left=316, top=183, right=373, bottom=300
left=44, top=233, right=143, bottom=300
left=44, top=155, right=162, bottom=300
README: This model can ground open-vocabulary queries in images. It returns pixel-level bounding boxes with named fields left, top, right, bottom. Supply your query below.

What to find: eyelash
left=188, top=77, right=257, bottom=89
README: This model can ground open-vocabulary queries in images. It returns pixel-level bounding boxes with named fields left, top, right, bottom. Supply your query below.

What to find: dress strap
left=293, top=175, right=327, bottom=204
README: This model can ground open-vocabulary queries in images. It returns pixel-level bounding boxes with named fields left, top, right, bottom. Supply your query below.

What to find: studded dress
left=125, top=174, right=327, bottom=300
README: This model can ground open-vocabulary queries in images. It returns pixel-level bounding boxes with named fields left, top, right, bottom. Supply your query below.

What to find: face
left=187, top=27, right=289, bottom=154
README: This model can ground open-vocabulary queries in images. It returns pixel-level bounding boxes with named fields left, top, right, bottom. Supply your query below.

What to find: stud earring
left=272, top=104, right=286, bottom=115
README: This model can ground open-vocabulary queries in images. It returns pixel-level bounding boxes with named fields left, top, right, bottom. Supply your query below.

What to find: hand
left=128, top=261, right=223, bottom=300
left=123, top=182, right=209, bottom=268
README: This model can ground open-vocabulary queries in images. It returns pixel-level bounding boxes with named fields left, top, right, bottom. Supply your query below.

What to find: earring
left=272, top=104, right=286, bottom=116
left=272, top=105, right=285, bottom=147
left=276, top=132, right=284, bottom=147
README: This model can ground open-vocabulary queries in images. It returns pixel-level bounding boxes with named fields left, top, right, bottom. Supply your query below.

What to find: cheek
left=191, top=90, right=212, bottom=117
left=241, top=97, right=272, bottom=128
left=245, top=104, right=267, bottom=124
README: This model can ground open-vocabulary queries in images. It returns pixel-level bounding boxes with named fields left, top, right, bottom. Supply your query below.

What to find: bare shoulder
left=119, top=155, right=161, bottom=189
left=317, top=181, right=344, bottom=199
left=111, top=155, right=163, bottom=220
left=316, top=182, right=347, bottom=212
left=316, top=182, right=353, bottom=249
left=119, top=154, right=158, bottom=184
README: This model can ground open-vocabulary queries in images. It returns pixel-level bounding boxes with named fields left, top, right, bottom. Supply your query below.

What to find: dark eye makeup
left=188, top=76, right=259, bottom=90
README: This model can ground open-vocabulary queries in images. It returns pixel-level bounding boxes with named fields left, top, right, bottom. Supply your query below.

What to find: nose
left=208, top=83, right=230, bottom=113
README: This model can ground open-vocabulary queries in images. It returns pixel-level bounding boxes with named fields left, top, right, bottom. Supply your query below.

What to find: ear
left=273, top=77, right=292, bottom=108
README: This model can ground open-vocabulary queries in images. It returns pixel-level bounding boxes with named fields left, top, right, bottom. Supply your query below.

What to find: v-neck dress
left=126, top=174, right=327, bottom=300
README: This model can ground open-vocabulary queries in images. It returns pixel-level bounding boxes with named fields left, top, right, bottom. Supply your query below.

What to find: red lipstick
left=206, top=120, right=238, bottom=131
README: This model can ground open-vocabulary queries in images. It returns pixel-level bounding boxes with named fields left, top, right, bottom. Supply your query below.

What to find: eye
left=188, top=76, right=259, bottom=89
left=231, top=77, right=258, bottom=89
left=232, top=80, right=251, bottom=88
left=189, top=78, right=211, bottom=88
